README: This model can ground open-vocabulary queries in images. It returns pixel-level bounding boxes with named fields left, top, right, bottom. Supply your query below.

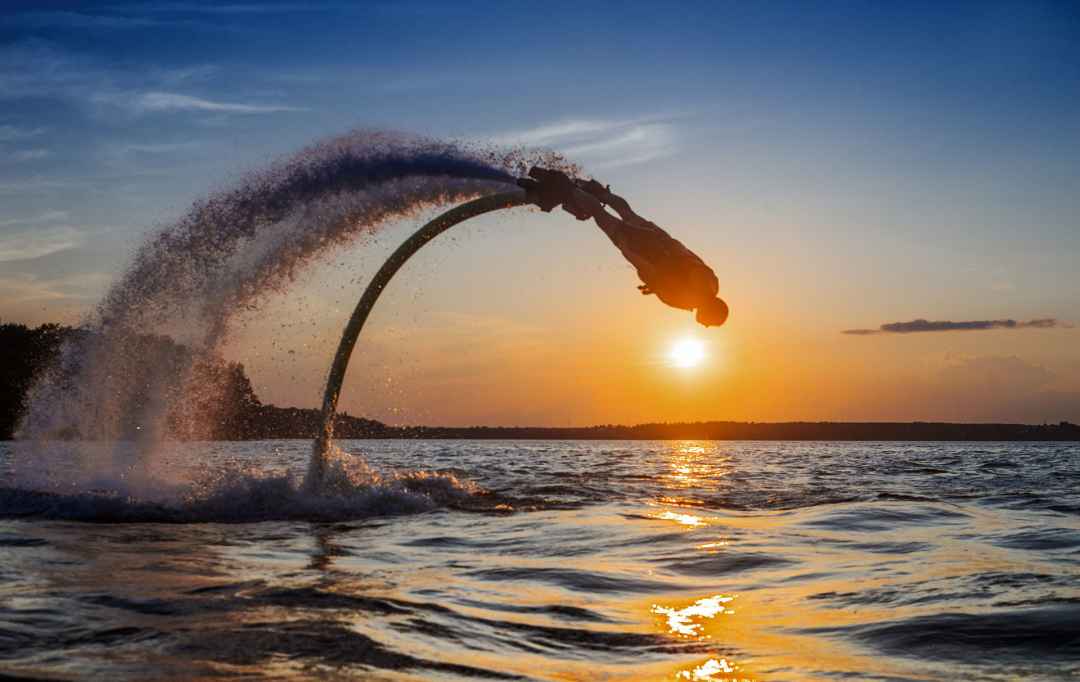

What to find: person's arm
left=561, top=184, right=663, bottom=254
left=569, top=190, right=631, bottom=245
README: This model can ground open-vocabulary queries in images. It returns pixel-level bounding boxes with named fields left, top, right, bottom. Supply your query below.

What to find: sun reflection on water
left=676, top=657, right=753, bottom=681
left=652, top=594, right=735, bottom=637
left=695, top=540, right=731, bottom=549
left=653, top=595, right=755, bottom=681
left=663, top=443, right=722, bottom=490
left=651, top=443, right=736, bottom=528
left=655, top=510, right=707, bottom=527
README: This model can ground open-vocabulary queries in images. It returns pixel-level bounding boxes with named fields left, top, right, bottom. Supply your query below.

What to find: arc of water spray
left=310, top=169, right=726, bottom=490
left=309, top=190, right=529, bottom=489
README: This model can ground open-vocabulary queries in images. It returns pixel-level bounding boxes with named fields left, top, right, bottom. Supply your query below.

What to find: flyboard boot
left=517, top=167, right=593, bottom=220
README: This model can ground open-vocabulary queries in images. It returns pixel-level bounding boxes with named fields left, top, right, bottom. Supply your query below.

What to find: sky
left=1, top=1, right=1079, bottom=426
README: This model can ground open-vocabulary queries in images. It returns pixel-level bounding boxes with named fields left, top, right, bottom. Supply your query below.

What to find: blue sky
left=2, top=1, right=1079, bottom=423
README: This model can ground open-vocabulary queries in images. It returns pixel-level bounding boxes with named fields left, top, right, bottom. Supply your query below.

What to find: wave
left=803, top=606, right=1080, bottom=662
left=0, top=450, right=495, bottom=523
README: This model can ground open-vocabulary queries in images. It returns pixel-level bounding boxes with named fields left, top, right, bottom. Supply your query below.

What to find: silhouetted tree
left=0, top=321, right=264, bottom=440
left=0, top=321, right=72, bottom=439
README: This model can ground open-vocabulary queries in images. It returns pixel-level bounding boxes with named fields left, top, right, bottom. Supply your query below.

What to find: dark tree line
left=1, top=322, right=70, bottom=439
left=383, top=421, right=1080, bottom=441
left=0, top=321, right=385, bottom=440
left=0, top=321, right=266, bottom=440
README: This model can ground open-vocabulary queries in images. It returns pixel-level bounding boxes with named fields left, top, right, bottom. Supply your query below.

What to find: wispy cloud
left=8, top=148, right=52, bottom=162
left=561, top=127, right=656, bottom=156
left=0, top=178, right=92, bottom=195
left=0, top=170, right=178, bottom=195
left=0, top=40, right=93, bottom=100
left=3, top=11, right=164, bottom=30
left=490, top=116, right=679, bottom=170
left=0, top=210, right=70, bottom=227
left=153, top=64, right=220, bottom=85
left=0, top=271, right=110, bottom=305
left=130, top=91, right=303, bottom=114
left=0, top=40, right=300, bottom=117
left=491, top=119, right=628, bottom=147
left=844, top=318, right=1070, bottom=335
left=0, top=226, right=83, bottom=262
left=4, top=4, right=340, bottom=36
left=106, top=2, right=335, bottom=14
left=120, top=142, right=201, bottom=154
left=0, top=125, right=45, bottom=142
left=0, top=273, right=71, bottom=304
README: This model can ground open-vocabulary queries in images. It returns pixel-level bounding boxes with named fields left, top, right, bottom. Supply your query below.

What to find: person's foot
left=576, top=178, right=610, bottom=203
left=523, top=167, right=577, bottom=212
left=561, top=191, right=593, bottom=221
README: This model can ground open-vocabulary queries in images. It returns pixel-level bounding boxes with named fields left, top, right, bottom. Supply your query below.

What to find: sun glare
left=669, top=338, right=706, bottom=368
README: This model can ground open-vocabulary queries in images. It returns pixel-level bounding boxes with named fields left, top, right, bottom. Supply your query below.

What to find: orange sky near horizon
left=6, top=162, right=1077, bottom=427
left=208, top=196, right=1079, bottom=428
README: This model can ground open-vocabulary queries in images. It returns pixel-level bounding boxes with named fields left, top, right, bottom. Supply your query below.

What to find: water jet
left=310, top=167, right=727, bottom=487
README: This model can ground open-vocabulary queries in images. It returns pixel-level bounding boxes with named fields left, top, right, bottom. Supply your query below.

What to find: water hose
left=309, top=189, right=529, bottom=488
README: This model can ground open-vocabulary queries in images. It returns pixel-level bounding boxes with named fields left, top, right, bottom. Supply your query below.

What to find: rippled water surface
left=1, top=440, right=1077, bottom=681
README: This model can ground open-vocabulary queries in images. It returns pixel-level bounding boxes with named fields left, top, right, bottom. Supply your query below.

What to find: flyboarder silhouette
left=520, top=167, right=729, bottom=327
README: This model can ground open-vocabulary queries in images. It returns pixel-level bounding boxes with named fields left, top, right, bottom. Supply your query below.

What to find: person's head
left=695, top=297, right=729, bottom=327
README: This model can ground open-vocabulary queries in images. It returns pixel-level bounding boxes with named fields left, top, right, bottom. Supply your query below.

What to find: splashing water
left=2, top=440, right=490, bottom=522
left=15, top=129, right=570, bottom=506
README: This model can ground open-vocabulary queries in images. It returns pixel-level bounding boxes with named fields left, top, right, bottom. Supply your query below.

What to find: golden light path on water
left=642, top=441, right=1005, bottom=681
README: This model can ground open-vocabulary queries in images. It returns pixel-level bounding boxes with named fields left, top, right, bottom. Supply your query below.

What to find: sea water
left=0, top=440, right=1077, bottom=680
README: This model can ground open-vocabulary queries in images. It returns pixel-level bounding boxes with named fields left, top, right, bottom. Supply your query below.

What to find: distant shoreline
left=323, top=419, right=1080, bottom=441
left=4, top=323, right=1078, bottom=442
left=76, top=408, right=1080, bottom=441
left=248, top=408, right=1078, bottom=441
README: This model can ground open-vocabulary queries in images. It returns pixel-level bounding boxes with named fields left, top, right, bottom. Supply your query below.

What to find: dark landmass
left=0, top=321, right=260, bottom=441
left=380, top=420, right=1080, bottom=441
left=3, top=322, right=1078, bottom=441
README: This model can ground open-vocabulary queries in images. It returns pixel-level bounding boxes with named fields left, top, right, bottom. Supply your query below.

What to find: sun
left=669, top=338, right=706, bottom=368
